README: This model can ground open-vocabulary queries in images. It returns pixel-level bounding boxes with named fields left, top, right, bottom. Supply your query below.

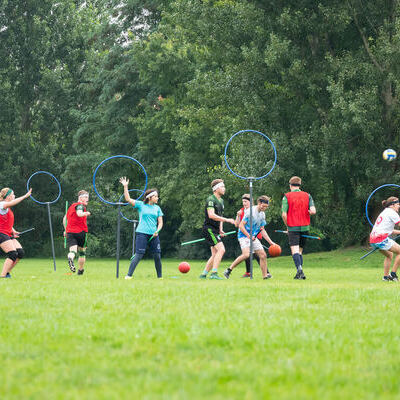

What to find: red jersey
left=0, top=203, right=14, bottom=236
left=66, top=202, right=88, bottom=233
left=239, top=207, right=263, bottom=239
left=285, top=191, right=311, bottom=227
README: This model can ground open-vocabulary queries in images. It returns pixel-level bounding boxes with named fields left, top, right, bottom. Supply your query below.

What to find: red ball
left=178, top=262, right=190, bottom=273
left=268, top=244, right=282, bottom=257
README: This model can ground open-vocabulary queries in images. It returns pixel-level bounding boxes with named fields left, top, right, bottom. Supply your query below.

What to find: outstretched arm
left=119, top=177, right=135, bottom=206
left=2, top=189, right=32, bottom=209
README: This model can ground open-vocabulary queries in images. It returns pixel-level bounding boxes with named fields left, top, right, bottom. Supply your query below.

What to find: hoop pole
left=132, top=220, right=137, bottom=259
left=64, top=201, right=68, bottom=249
left=249, top=178, right=254, bottom=280
left=46, top=203, right=56, bottom=271
left=116, top=203, right=122, bottom=278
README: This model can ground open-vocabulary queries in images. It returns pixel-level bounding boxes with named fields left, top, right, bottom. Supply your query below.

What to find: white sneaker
left=125, top=275, right=133, bottom=280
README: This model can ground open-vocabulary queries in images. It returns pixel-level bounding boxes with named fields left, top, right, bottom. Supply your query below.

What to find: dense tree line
left=1, top=0, right=400, bottom=258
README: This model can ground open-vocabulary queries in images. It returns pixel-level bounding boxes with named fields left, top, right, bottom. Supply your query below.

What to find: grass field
left=2, top=248, right=400, bottom=400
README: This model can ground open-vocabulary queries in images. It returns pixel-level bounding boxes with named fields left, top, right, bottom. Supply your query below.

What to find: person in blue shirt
left=224, top=195, right=276, bottom=279
left=120, top=177, right=164, bottom=279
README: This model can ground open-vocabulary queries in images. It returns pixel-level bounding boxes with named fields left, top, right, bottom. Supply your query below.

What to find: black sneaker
left=263, top=273, right=272, bottom=280
left=223, top=268, right=232, bottom=279
left=390, top=271, right=399, bottom=281
left=6, top=272, right=11, bottom=278
left=383, top=275, right=394, bottom=281
left=68, top=258, right=76, bottom=273
left=77, top=269, right=84, bottom=275
left=294, top=270, right=306, bottom=280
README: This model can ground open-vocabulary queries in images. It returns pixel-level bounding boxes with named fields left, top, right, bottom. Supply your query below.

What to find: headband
left=212, top=182, right=224, bottom=191
left=386, top=200, right=399, bottom=207
left=4, top=189, right=13, bottom=198
left=146, top=191, right=158, bottom=199
left=290, top=183, right=301, bottom=187
left=242, top=196, right=250, bottom=201
left=259, top=199, right=269, bottom=204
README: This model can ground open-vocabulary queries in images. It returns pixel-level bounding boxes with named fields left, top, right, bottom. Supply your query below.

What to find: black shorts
left=288, top=231, right=308, bottom=248
left=67, top=232, right=88, bottom=248
left=202, top=225, right=222, bottom=247
left=0, top=232, right=12, bottom=244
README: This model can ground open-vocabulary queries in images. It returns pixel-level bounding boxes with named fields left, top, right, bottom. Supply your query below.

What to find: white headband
left=146, top=191, right=158, bottom=199
left=212, top=182, right=224, bottom=192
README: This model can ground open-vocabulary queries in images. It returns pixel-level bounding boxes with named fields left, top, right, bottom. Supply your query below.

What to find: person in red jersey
left=281, top=176, right=316, bottom=280
left=0, top=187, right=32, bottom=278
left=63, top=190, right=90, bottom=275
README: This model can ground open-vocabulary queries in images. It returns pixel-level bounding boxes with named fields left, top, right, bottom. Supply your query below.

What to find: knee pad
left=78, top=250, right=86, bottom=258
left=7, top=250, right=18, bottom=262
left=16, top=248, right=25, bottom=259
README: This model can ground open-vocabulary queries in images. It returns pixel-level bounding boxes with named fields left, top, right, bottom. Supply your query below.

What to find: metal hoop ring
left=27, top=171, right=62, bottom=205
left=224, top=130, right=277, bottom=180
left=365, top=184, right=400, bottom=226
left=119, top=189, right=144, bottom=222
left=93, top=155, right=148, bottom=206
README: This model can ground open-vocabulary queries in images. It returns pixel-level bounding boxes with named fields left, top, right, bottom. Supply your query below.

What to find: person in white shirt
left=369, top=196, right=400, bottom=281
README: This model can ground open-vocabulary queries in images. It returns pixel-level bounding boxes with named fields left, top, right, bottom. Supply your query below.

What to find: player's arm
left=119, top=177, right=135, bottom=206
left=281, top=195, right=288, bottom=226
left=207, top=208, right=235, bottom=225
left=309, top=195, right=316, bottom=215
left=76, top=205, right=90, bottom=218
left=239, top=218, right=253, bottom=240
left=2, top=189, right=32, bottom=209
left=261, top=228, right=275, bottom=246
left=153, top=216, right=163, bottom=236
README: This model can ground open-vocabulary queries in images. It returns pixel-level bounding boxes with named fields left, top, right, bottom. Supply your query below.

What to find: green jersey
left=203, top=194, right=224, bottom=230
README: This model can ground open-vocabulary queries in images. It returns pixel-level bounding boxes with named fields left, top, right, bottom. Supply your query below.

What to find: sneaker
left=68, top=258, right=76, bottom=273
left=125, top=275, right=133, bottom=280
left=77, top=269, right=84, bottom=275
left=199, top=274, right=207, bottom=279
left=383, top=275, right=394, bottom=281
left=294, top=270, right=306, bottom=280
left=390, top=271, right=399, bottom=281
left=241, top=272, right=251, bottom=278
left=6, top=272, right=11, bottom=278
left=223, top=268, right=232, bottom=279
left=209, top=272, right=223, bottom=280
left=263, top=273, right=272, bottom=280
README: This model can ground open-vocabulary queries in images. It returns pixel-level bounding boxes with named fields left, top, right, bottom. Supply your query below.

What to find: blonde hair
left=211, top=179, right=223, bottom=189
left=78, top=190, right=89, bottom=199
left=0, top=187, right=12, bottom=201
left=257, top=195, right=270, bottom=204
left=289, top=176, right=302, bottom=186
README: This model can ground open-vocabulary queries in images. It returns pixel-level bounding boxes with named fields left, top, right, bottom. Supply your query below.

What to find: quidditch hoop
left=93, top=155, right=148, bottom=206
left=119, top=189, right=143, bottom=222
left=224, top=130, right=277, bottom=180
left=27, top=171, right=62, bottom=205
left=365, top=184, right=400, bottom=227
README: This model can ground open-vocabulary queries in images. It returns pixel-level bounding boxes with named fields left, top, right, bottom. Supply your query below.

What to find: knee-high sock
left=153, top=253, right=162, bottom=278
left=128, top=253, right=144, bottom=276
left=292, top=253, right=302, bottom=271
left=300, top=254, right=303, bottom=267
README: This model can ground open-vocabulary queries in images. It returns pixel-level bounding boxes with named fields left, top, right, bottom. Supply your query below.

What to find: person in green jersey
left=281, top=176, right=316, bottom=280
left=199, top=179, right=235, bottom=280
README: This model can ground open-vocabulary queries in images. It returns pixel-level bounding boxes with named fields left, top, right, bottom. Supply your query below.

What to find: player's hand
left=13, top=232, right=20, bottom=238
left=219, top=231, right=225, bottom=237
left=86, top=212, right=91, bottom=217
left=119, top=177, right=129, bottom=186
left=226, top=218, right=235, bottom=225
left=63, top=231, right=66, bottom=237
left=26, top=188, right=32, bottom=198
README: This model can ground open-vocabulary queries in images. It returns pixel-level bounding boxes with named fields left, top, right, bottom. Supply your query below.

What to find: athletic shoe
left=209, top=272, right=223, bottom=280
left=390, top=271, right=399, bottom=281
left=199, top=274, right=207, bottom=279
left=77, top=269, right=84, bottom=275
left=263, top=273, right=272, bottom=280
left=125, top=275, right=133, bottom=280
left=294, top=270, right=306, bottom=280
left=383, top=275, right=394, bottom=281
left=68, top=258, right=76, bottom=273
left=241, top=272, right=251, bottom=278
left=223, top=268, right=232, bottom=279
left=6, top=272, right=11, bottom=278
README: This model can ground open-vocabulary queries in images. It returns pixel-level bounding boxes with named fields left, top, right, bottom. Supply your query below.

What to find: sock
left=292, top=253, right=302, bottom=271
left=211, top=268, right=218, bottom=274
left=300, top=254, right=303, bottom=266
left=202, top=268, right=209, bottom=276
left=153, top=253, right=162, bottom=278
left=127, top=253, right=144, bottom=276
left=245, top=257, right=251, bottom=273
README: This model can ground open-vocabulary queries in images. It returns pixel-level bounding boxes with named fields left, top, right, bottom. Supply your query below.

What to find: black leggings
left=127, top=253, right=162, bottom=278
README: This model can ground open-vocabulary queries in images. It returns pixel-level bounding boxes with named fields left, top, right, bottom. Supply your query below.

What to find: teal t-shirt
left=134, top=200, right=164, bottom=235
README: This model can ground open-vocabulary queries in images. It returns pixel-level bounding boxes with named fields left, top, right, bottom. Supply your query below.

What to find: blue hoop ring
left=27, top=171, right=62, bottom=205
left=119, top=189, right=143, bottom=222
left=224, top=130, right=277, bottom=180
left=93, top=155, right=148, bottom=206
left=365, top=184, right=400, bottom=227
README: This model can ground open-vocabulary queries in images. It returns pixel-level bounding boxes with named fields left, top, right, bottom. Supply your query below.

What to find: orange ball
left=178, top=262, right=190, bottom=273
left=268, top=244, right=281, bottom=257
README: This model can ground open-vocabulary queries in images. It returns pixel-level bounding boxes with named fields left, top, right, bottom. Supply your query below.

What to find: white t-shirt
left=0, top=202, right=9, bottom=215
left=370, top=207, right=400, bottom=243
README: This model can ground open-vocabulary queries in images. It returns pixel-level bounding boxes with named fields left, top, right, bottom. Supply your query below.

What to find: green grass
left=1, top=248, right=400, bottom=399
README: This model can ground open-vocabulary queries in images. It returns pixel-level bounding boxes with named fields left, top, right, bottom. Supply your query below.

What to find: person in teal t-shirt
left=120, top=177, right=164, bottom=279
